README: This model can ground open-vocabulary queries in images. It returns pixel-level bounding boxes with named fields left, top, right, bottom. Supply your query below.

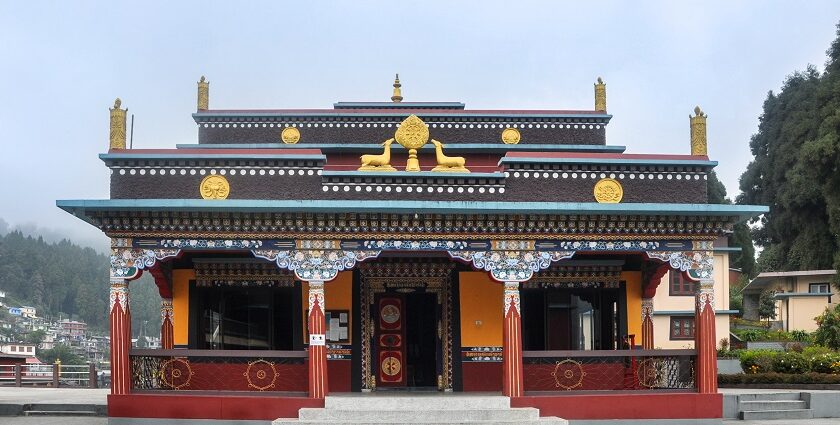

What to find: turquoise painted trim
left=56, top=199, right=768, bottom=218
left=652, top=310, right=739, bottom=316
left=714, top=247, right=743, bottom=253
left=99, top=153, right=326, bottom=161
left=192, top=112, right=613, bottom=120
left=333, top=102, right=465, bottom=109
left=773, top=292, right=834, bottom=298
left=321, top=171, right=504, bottom=179
left=175, top=143, right=627, bottom=153
left=499, top=157, right=718, bottom=167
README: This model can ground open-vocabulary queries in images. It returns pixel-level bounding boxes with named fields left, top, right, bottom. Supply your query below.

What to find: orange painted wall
left=459, top=272, right=503, bottom=347
left=172, top=269, right=195, bottom=346
left=301, top=271, right=353, bottom=344
left=623, top=271, right=642, bottom=342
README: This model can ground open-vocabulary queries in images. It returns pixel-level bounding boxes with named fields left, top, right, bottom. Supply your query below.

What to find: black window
left=670, top=271, right=695, bottom=296
left=193, top=286, right=295, bottom=350
left=669, top=317, right=695, bottom=340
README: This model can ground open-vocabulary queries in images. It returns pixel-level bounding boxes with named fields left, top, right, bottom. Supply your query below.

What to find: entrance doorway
left=375, top=292, right=438, bottom=389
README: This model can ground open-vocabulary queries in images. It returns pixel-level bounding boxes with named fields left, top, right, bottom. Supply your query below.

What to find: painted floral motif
left=160, top=239, right=263, bottom=249
left=503, top=282, right=520, bottom=316
left=110, top=248, right=180, bottom=279
left=448, top=250, right=574, bottom=282
left=362, top=240, right=468, bottom=250
left=646, top=250, right=714, bottom=281
left=558, top=241, right=661, bottom=251
left=252, top=249, right=380, bottom=282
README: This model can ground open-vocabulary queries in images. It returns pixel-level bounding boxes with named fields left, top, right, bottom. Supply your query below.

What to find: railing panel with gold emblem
left=522, top=349, right=695, bottom=392
left=130, top=349, right=307, bottom=392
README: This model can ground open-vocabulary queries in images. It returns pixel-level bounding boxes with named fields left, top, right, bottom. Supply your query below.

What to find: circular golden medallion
left=501, top=127, right=521, bottom=144
left=381, top=356, right=402, bottom=376
left=394, top=115, right=429, bottom=149
left=200, top=175, right=230, bottom=200
left=593, top=178, right=623, bottom=203
left=281, top=127, right=301, bottom=144
left=381, top=305, right=400, bottom=324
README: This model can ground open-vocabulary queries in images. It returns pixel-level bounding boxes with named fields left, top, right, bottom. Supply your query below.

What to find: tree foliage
left=758, top=289, right=778, bottom=321
left=813, top=305, right=840, bottom=350
left=0, top=230, right=161, bottom=335
left=738, top=23, right=840, bottom=286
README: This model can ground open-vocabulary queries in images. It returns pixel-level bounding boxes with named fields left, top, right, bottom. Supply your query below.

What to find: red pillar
left=160, top=298, right=174, bottom=350
left=695, top=279, right=717, bottom=393
left=307, top=281, right=328, bottom=398
left=109, top=278, right=131, bottom=395
left=641, top=298, right=654, bottom=350
left=502, top=282, right=524, bottom=398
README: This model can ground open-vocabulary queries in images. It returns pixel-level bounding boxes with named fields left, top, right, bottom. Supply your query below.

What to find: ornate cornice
left=90, top=211, right=733, bottom=239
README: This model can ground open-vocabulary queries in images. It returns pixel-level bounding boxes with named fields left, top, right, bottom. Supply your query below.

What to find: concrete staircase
left=273, top=394, right=567, bottom=424
left=737, top=393, right=813, bottom=420
left=22, top=403, right=103, bottom=417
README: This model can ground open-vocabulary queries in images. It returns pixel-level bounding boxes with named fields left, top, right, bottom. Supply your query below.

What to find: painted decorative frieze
left=448, top=250, right=574, bottom=282
left=252, top=249, right=380, bottom=282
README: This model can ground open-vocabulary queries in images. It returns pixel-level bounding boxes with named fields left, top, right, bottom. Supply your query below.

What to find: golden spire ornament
left=690, top=106, right=708, bottom=155
left=391, top=74, right=403, bottom=103
left=197, top=76, right=209, bottom=110
left=594, top=77, right=606, bottom=112
left=109, top=98, right=127, bottom=149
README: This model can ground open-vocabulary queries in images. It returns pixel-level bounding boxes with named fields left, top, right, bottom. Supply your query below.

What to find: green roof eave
left=499, top=157, right=718, bottom=168
left=99, top=153, right=326, bottom=162
left=174, top=143, right=627, bottom=154
left=57, top=199, right=768, bottom=221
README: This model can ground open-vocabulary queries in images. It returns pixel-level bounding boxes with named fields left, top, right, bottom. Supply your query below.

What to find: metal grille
left=130, top=349, right=307, bottom=392
left=523, top=349, right=695, bottom=392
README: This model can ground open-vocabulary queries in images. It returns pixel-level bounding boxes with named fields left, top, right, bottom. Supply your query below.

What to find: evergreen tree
left=738, top=22, right=840, bottom=287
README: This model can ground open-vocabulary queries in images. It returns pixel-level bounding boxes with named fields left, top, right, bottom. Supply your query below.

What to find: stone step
left=25, top=403, right=100, bottom=411
left=324, top=395, right=510, bottom=410
left=740, top=409, right=814, bottom=421
left=24, top=410, right=98, bottom=417
left=299, top=407, right=540, bottom=422
left=273, top=418, right=568, bottom=425
left=739, top=400, right=808, bottom=411
left=737, top=392, right=802, bottom=402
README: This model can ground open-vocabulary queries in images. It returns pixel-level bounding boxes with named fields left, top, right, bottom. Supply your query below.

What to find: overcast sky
left=1, top=1, right=839, bottom=251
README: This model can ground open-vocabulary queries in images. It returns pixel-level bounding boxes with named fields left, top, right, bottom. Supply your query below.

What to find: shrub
left=810, top=353, right=840, bottom=374
left=773, top=352, right=810, bottom=374
left=790, top=329, right=812, bottom=342
left=718, top=372, right=840, bottom=385
left=814, top=305, right=840, bottom=350
left=802, top=345, right=834, bottom=359
left=740, top=329, right=769, bottom=342
left=740, top=349, right=778, bottom=373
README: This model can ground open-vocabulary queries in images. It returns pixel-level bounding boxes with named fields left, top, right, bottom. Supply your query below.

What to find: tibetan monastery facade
left=58, top=76, right=766, bottom=421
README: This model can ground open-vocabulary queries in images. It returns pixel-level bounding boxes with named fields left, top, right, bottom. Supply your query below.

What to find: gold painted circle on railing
left=244, top=359, right=278, bottom=391
left=551, top=358, right=586, bottom=390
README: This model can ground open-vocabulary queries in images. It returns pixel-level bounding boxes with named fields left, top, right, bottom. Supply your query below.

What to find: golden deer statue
left=358, top=139, right=396, bottom=171
left=431, top=140, right=469, bottom=173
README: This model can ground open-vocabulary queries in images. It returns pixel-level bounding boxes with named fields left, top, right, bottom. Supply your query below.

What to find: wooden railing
left=522, top=349, right=696, bottom=392
left=0, top=363, right=100, bottom=388
left=129, top=349, right=308, bottom=392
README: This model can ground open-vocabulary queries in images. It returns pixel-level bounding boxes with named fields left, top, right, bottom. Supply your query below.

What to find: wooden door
left=376, top=295, right=406, bottom=387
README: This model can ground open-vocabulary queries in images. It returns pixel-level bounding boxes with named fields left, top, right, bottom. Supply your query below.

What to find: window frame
left=669, top=270, right=696, bottom=296
left=669, top=316, right=695, bottom=340
left=809, top=283, right=830, bottom=294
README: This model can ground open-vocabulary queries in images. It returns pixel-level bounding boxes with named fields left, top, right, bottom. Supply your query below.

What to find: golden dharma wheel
left=394, top=115, right=429, bottom=149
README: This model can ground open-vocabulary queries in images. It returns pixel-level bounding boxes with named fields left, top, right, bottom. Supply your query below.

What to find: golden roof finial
left=594, top=77, right=606, bottom=112
left=197, top=75, right=209, bottom=110
left=391, top=73, right=403, bottom=103
left=109, top=97, right=127, bottom=150
left=690, top=105, right=708, bottom=155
